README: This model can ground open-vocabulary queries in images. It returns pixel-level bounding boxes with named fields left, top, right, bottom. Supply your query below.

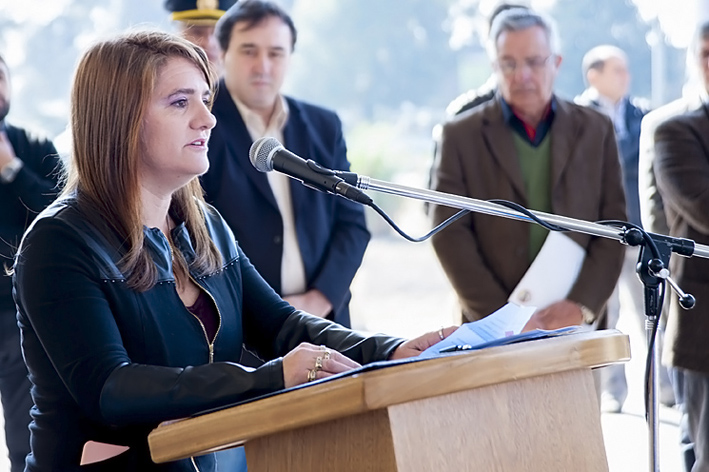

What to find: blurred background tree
left=0, top=0, right=701, bottom=234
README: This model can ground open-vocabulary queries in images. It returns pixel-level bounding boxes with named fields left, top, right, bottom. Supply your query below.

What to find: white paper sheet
left=419, top=303, right=537, bottom=358
left=508, top=231, right=586, bottom=309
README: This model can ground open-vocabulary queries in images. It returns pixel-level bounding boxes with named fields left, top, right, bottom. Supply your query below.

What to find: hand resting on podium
left=282, top=326, right=459, bottom=387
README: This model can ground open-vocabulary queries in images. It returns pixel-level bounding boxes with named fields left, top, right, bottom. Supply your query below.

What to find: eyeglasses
left=496, top=55, right=555, bottom=75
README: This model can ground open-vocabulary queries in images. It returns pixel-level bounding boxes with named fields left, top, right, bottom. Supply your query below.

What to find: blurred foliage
left=548, top=0, right=685, bottom=104
left=0, top=0, right=168, bottom=138
left=0, top=0, right=693, bottom=220
left=288, top=0, right=460, bottom=119
left=281, top=0, right=689, bottom=224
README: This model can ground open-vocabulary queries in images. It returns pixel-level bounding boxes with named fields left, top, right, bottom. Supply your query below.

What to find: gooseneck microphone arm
left=358, top=174, right=702, bottom=253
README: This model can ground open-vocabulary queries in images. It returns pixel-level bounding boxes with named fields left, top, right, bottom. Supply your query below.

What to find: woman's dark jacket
left=13, top=197, right=403, bottom=471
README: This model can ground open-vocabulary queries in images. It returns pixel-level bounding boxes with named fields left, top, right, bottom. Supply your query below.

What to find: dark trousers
left=680, top=368, right=709, bottom=472
left=0, top=307, right=32, bottom=472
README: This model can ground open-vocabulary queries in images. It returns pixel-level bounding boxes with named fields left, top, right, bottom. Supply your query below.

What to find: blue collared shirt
left=500, top=96, right=557, bottom=147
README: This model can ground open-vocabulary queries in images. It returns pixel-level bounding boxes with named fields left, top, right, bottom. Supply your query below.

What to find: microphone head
left=249, top=137, right=283, bottom=172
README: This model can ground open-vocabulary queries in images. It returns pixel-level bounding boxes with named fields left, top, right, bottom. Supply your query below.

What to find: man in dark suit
left=0, top=54, right=59, bottom=472
left=430, top=8, right=626, bottom=331
left=639, top=45, right=707, bottom=472
left=653, top=20, right=709, bottom=471
left=203, top=0, right=369, bottom=329
left=575, top=45, right=668, bottom=413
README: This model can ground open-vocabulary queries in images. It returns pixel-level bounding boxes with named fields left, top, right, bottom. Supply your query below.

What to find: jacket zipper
left=164, top=235, right=222, bottom=364
left=189, top=275, right=223, bottom=364
left=164, top=236, right=218, bottom=471
left=187, top=278, right=222, bottom=471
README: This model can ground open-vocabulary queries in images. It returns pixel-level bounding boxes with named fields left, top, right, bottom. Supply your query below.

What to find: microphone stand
left=354, top=175, right=708, bottom=472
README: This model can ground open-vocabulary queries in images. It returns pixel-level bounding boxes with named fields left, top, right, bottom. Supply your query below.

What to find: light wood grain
left=245, top=409, right=398, bottom=472
left=387, top=369, right=606, bottom=471
left=148, top=329, right=629, bottom=467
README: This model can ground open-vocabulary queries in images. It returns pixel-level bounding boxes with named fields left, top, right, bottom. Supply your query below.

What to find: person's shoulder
left=642, top=97, right=695, bottom=131
left=655, top=105, right=706, bottom=134
left=20, top=197, right=79, bottom=247
left=211, top=81, right=236, bottom=115
left=441, top=100, right=492, bottom=137
left=445, top=77, right=497, bottom=117
left=285, top=96, right=339, bottom=121
left=446, top=88, right=496, bottom=117
left=572, top=89, right=598, bottom=109
left=559, top=97, right=610, bottom=123
left=628, top=96, right=651, bottom=114
left=199, top=200, right=239, bottom=262
left=5, top=122, right=56, bottom=149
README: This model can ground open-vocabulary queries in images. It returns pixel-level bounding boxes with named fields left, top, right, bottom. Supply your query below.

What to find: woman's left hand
left=389, top=325, right=458, bottom=360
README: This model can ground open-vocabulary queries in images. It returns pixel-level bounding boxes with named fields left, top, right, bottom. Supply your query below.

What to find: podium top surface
left=148, top=329, right=630, bottom=463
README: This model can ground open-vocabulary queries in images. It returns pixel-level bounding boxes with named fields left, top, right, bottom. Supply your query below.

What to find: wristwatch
left=577, top=303, right=596, bottom=325
left=0, top=157, right=24, bottom=183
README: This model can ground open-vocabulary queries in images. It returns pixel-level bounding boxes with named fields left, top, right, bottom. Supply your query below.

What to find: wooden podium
left=148, top=329, right=630, bottom=471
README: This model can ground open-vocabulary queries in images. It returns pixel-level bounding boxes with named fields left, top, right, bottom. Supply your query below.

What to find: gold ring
left=320, top=345, right=332, bottom=360
left=438, top=328, right=445, bottom=340
left=307, top=369, right=318, bottom=382
left=315, top=356, right=324, bottom=370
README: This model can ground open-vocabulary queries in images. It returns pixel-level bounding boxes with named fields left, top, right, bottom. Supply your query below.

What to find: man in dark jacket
left=653, top=20, right=709, bottom=471
left=0, top=54, right=59, bottom=472
left=574, top=44, right=674, bottom=413
left=202, top=0, right=370, bottom=329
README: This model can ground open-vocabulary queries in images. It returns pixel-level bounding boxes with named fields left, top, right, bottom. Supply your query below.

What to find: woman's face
left=139, top=56, right=216, bottom=196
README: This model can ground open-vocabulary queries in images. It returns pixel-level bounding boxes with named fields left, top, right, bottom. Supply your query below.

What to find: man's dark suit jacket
left=431, top=96, right=626, bottom=323
left=202, top=81, right=370, bottom=327
left=575, top=93, right=648, bottom=226
left=0, top=122, right=59, bottom=312
left=654, top=105, right=709, bottom=375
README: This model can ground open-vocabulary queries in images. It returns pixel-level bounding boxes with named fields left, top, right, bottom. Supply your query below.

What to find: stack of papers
left=419, top=303, right=581, bottom=358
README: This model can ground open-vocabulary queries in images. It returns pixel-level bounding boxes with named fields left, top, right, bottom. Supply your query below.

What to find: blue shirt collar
left=499, top=95, right=557, bottom=147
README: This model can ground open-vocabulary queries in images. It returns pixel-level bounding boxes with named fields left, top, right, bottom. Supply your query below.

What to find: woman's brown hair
left=64, top=29, right=222, bottom=290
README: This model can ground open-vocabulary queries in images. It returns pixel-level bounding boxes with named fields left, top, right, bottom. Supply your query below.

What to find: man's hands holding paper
left=522, top=299, right=584, bottom=332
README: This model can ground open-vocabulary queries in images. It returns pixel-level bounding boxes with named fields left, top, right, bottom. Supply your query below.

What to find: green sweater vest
left=512, top=133, right=552, bottom=261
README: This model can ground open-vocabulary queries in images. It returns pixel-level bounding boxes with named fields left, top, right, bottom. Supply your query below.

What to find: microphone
left=249, top=137, right=372, bottom=205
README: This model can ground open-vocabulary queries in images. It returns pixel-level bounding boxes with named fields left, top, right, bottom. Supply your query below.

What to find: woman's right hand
left=282, top=342, right=361, bottom=388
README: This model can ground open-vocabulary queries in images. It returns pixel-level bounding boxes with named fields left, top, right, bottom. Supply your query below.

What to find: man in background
left=164, top=0, right=237, bottom=76
left=203, top=0, right=370, bottom=329
left=643, top=21, right=709, bottom=472
left=0, top=54, right=60, bottom=472
left=430, top=8, right=625, bottom=331
left=574, top=45, right=673, bottom=413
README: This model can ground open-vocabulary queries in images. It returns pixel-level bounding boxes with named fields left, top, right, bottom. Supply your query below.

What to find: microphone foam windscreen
left=249, top=137, right=282, bottom=172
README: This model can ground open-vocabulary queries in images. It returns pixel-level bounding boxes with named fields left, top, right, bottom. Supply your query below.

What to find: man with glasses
left=429, top=8, right=626, bottom=332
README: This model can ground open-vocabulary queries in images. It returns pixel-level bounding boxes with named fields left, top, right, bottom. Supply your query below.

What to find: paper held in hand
left=419, top=232, right=586, bottom=358
left=508, top=231, right=586, bottom=309
left=419, top=303, right=537, bottom=358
